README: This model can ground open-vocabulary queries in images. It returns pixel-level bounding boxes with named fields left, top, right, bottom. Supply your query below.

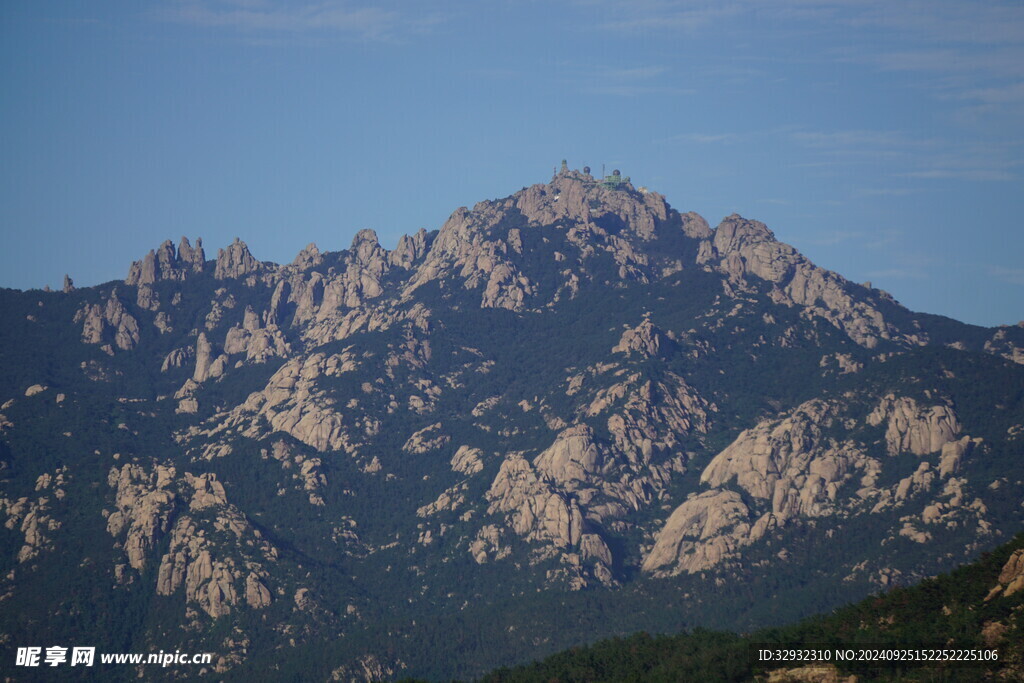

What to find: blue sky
left=1, top=0, right=1021, bottom=326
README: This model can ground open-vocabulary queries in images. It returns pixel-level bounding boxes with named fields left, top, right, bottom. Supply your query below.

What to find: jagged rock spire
left=215, top=238, right=261, bottom=280
left=126, top=237, right=205, bottom=285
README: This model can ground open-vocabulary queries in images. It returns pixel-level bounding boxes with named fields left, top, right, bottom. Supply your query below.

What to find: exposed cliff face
left=867, top=394, right=960, bottom=456
left=487, top=452, right=584, bottom=549
left=700, top=400, right=873, bottom=520
left=644, top=393, right=990, bottom=578
left=104, top=462, right=279, bottom=618
left=450, top=445, right=484, bottom=475
left=189, top=348, right=379, bottom=457
left=74, top=289, right=141, bottom=352
left=1, top=468, right=68, bottom=564
left=644, top=399, right=871, bottom=576
left=192, top=332, right=227, bottom=383
left=987, top=549, right=1024, bottom=600
left=223, top=305, right=291, bottom=363
left=483, top=449, right=614, bottom=588
left=642, top=490, right=755, bottom=575
left=106, top=463, right=177, bottom=575
left=477, top=374, right=707, bottom=588
left=154, top=472, right=277, bottom=618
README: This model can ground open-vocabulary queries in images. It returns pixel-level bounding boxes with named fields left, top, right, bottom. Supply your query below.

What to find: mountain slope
left=1, top=164, right=1022, bottom=679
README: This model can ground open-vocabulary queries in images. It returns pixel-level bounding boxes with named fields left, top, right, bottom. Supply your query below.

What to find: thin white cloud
left=789, top=128, right=1020, bottom=182
left=577, top=0, right=1024, bottom=122
left=863, top=230, right=901, bottom=250
left=853, top=188, right=918, bottom=197
left=790, top=129, right=934, bottom=150
left=863, top=267, right=929, bottom=280
left=900, top=169, right=1016, bottom=182
left=854, top=48, right=1024, bottom=79
left=827, top=4, right=1024, bottom=120
left=158, top=0, right=440, bottom=40
left=797, top=227, right=902, bottom=249
left=958, top=82, right=1024, bottom=105
left=988, top=266, right=1024, bottom=286
left=669, top=133, right=741, bottom=144
left=466, top=67, right=524, bottom=80
left=575, top=63, right=691, bottom=97
left=604, top=66, right=669, bottom=80
left=581, top=0, right=1024, bottom=46
left=841, top=1, right=1024, bottom=47
left=804, top=230, right=862, bottom=246
left=864, top=251, right=942, bottom=281
left=583, top=84, right=695, bottom=96
left=589, top=3, right=742, bottom=33
left=898, top=144, right=1023, bottom=182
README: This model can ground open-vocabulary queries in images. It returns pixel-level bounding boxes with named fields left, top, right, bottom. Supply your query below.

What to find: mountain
left=482, top=531, right=1024, bottom=682
left=1, top=164, right=1022, bottom=680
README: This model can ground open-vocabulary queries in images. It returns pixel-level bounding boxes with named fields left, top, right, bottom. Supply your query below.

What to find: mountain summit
left=1, top=164, right=1023, bottom=679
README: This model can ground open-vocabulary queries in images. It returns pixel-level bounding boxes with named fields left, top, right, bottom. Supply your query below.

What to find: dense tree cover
left=479, top=533, right=1024, bottom=682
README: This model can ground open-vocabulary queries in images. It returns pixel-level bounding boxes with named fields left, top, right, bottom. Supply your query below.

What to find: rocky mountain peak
left=711, top=214, right=776, bottom=254
left=389, top=228, right=432, bottom=269
left=291, top=243, right=323, bottom=270
left=514, top=165, right=669, bottom=241
left=215, top=238, right=261, bottom=280
left=398, top=163, right=686, bottom=311
left=126, top=236, right=206, bottom=286
left=349, top=229, right=385, bottom=266
left=680, top=211, right=712, bottom=239
left=612, top=319, right=673, bottom=358
left=178, top=236, right=205, bottom=272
